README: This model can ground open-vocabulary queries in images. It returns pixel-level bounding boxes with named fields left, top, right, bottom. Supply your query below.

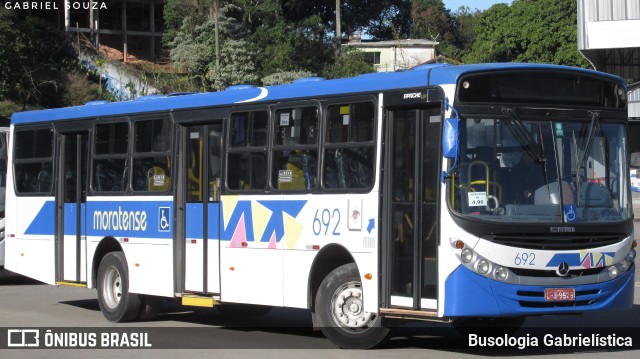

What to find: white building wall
left=345, top=39, right=437, bottom=72
left=630, top=86, right=640, bottom=119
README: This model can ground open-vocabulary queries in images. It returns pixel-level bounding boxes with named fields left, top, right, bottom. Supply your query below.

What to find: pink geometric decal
left=267, top=231, right=277, bottom=249
left=229, top=213, right=246, bottom=248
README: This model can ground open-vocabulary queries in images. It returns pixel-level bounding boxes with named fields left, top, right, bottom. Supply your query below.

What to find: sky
left=443, top=0, right=513, bottom=12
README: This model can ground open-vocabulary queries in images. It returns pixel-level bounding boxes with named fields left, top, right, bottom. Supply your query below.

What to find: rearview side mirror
left=442, top=117, right=459, bottom=158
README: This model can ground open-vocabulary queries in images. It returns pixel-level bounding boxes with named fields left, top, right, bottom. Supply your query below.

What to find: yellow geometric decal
left=251, top=201, right=272, bottom=243
left=284, top=212, right=304, bottom=249
left=222, top=195, right=240, bottom=226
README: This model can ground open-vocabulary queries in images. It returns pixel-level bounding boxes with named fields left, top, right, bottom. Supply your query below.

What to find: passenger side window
left=132, top=118, right=172, bottom=193
left=14, top=128, right=54, bottom=194
left=227, top=110, right=268, bottom=191
left=92, top=122, right=129, bottom=193
left=323, top=102, right=376, bottom=190
left=272, top=106, right=319, bottom=191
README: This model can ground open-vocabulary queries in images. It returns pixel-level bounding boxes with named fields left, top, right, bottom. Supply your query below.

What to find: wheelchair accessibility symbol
left=563, top=205, right=576, bottom=222
left=159, top=207, right=171, bottom=232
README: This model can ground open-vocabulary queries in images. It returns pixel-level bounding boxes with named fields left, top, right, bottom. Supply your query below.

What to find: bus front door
left=55, top=132, right=89, bottom=284
left=384, top=107, right=440, bottom=311
left=177, top=124, right=223, bottom=294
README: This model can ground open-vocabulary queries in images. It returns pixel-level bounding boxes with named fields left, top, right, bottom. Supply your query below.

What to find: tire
left=315, top=263, right=389, bottom=349
left=452, top=316, right=525, bottom=337
left=97, top=252, right=141, bottom=322
left=137, top=295, right=163, bottom=321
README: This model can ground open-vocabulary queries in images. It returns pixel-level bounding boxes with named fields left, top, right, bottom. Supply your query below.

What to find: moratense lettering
left=93, top=207, right=147, bottom=232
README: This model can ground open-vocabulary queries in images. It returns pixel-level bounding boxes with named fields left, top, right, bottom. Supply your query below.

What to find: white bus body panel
left=219, top=193, right=380, bottom=312
left=85, top=196, right=175, bottom=297
left=0, top=218, right=5, bottom=267
left=5, top=196, right=56, bottom=284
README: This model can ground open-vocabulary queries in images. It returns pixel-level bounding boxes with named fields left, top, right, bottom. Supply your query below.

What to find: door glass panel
left=421, top=111, right=440, bottom=299
left=187, top=127, right=205, bottom=203
left=208, top=125, right=222, bottom=201
left=390, top=109, right=416, bottom=297
left=64, top=136, right=78, bottom=203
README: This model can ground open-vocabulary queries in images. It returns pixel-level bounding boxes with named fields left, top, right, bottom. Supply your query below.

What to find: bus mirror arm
left=440, top=98, right=459, bottom=183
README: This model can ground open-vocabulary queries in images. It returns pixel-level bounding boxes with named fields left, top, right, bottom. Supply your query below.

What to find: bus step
left=379, top=308, right=446, bottom=322
left=55, top=281, right=87, bottom=288
left=180, top=294, right=220, bottom=308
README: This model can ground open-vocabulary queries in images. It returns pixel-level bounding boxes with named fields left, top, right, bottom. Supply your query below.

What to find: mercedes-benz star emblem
left=556, top=262, right=570, bottom=277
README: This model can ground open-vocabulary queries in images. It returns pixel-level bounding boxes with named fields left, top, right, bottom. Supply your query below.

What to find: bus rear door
left=55, top=132, right=89, bottom=285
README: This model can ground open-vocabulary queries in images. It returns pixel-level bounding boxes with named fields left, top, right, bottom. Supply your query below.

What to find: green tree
left=366, top=0, right=413, bottom=40
left=0, top=9, right=18, bottom=100
left=0, top=10, right=76, bottom=108
left=322, top=48, right=374, bottom=79
left=438, top=6, right=479, bottom=61
left=463, top=0, right=589, bottom=67
left=208, top=39, right=258, bottom=90
left=411, top=0, right=453, bottom=42
left=262, top=70, right=316, bottom=86
left=168, top=14, right=217, bottom=78
left=248, top=15, right=332, bottom=77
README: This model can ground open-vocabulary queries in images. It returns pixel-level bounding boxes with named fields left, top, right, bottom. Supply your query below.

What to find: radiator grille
left=482, top=233, right=624, bottom=250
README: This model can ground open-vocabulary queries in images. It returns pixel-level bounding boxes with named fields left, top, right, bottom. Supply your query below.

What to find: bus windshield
left=450, top=111, right=630, bottom=223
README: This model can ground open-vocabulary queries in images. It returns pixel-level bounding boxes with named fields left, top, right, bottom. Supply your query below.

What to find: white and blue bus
left=4, top=63, right=635, bottom=348
left=0, top=124, right=9, bottom=268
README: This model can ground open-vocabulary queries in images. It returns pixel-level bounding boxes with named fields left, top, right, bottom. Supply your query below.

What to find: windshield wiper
left=574, top=111, right=601, bottom=205
left=502, top=107, right=545, bottom=163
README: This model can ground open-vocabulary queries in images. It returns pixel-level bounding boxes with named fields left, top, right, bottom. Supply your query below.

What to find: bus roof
left=11, top=63, right=623, bottom=125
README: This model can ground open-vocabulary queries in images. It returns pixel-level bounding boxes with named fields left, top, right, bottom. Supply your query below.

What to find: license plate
left=544, top=288, right=575, bottom=301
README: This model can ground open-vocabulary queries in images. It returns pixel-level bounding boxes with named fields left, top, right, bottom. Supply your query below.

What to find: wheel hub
left=102, top=267, right=122, bottom=309
left=331, top=281, right=375, bottom=329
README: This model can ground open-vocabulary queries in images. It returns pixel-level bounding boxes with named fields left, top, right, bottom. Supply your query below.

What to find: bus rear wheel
left=315, top=263, right=389, bottom=349
left=97, top=251, right=141, bottom=322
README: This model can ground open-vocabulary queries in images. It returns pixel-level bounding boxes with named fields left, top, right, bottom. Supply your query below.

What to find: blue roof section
left=11, top=63, right=626, bottom=125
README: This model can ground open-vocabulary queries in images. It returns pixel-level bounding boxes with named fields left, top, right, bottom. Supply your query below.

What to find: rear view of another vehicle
left=0, top=128, right=7, bottom=268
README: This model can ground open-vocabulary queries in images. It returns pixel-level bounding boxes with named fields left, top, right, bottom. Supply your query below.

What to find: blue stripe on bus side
left=186, top=203, right=204, bottom=239
left=24, top=201, right=223, bottom=240
left=24, top=200, right=56, bottom=235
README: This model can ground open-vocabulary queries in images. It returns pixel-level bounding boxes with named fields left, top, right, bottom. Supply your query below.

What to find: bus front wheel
left=97, top=252, right=141, bottom=322
left=315, top=263, right=389, bottom=349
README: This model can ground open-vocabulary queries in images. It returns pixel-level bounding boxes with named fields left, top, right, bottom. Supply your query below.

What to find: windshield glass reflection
left=449, top=114, right=630, bottom=223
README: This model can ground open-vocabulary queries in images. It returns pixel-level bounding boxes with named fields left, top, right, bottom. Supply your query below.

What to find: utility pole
left=335, top=0, right=341, bottom=57
left=212, top=0, right=220, bottom=71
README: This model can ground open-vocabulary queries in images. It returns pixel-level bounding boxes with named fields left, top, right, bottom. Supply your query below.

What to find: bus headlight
left=494, top=266, right=508, bottom=281
left=477, top=259, right=491, bottom=275
left=616, top=260, right=631, bottom=273
left=607, top=266, right=619, bottom=278
left=625, top=248, right=636, bottom=262
left=460, top=248, right=474, bottom=263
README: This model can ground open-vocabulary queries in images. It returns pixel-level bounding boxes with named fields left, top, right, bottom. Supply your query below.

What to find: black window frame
left=12, top=125, right=55, bottom=196
left=270, top=101, right=321, bottom=192
left=130, top=115, right=174, bottom=194
left=225, top=107, right=270, bottom=192
left=321, top=97, right=378, bottom=192
left=91, top=118, right=130, bottom=195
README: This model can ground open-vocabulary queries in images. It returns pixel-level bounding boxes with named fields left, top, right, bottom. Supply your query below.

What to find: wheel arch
left=307, top=243, right=357, bottom=312
left=91, top=236, right=123, bottom=288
